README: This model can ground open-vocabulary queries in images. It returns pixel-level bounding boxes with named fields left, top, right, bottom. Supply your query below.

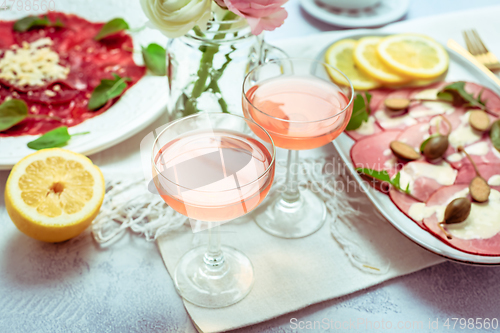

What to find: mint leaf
left=88, top=74, right=130, bottom=110
left=346, top=92, right=371, bottom=131
left=95, top=18, right=129, bottom=41
left=13, top=15, right=64, bottom=32
left=0, top=99, right=28, bottom=131
left=142, top=43, right=166, bottom=76
left=491, top=120, right=500, bottom=152
left=438, top=81, right=485, bottom=109
left=27, top=126, right=89, bottom=150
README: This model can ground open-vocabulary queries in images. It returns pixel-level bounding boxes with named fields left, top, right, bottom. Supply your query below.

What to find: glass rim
left=242, top=57, right=355, bottom=124
left=151, top=112, right=276, bottom=193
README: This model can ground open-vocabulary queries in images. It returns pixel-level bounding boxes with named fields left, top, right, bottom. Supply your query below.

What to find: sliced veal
left=389, top=188, right=427, bottom=230
left=345, top=116, right=383, bottom=141
left=455, top=163, right=500, bottom=192
left=423, top=184, right=500, bottom=256
left=350, top=130, right=402, bottom=177
left=397, top=160, right=457, bottom=202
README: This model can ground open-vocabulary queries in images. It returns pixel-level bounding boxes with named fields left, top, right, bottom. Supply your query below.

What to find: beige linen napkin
left=157, top=207, right=442, bottom=333
left=157, top=155, right=443, bottom=333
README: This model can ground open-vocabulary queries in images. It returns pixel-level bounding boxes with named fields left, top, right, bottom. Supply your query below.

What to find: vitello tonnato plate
left=320, top=31, right=500, bottom=265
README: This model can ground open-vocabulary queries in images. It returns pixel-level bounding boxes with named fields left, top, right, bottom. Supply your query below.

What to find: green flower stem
left=183, top=11, right=237, bottom=116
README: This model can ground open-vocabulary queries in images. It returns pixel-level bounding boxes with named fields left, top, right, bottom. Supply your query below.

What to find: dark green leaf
left=88, top=74, right=130, bottom=110
left=95, top=18, right=129, bottom=41
left=436, top=91, right=453, bottom=102
left=0, top=99, right=28, bottom=131
left=27, top=126, right=89, bottom=150
left=141, top=43, right=166, bottom=76
left=438, top=81, right=485, bottom=109
left=345, top=93, right=370, bottom=131
left=356, top=168, right=392, bottom=183
left=13, top=15, right=64, bottom=32
left=490, top=120, right=500, bottom=152
left=392, top=171, right=401, bottom=189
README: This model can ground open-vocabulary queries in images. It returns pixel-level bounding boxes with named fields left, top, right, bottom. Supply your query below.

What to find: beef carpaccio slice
left=423, top=185, right=500, bottom=256
left=0, top=12, right=146, bottom=137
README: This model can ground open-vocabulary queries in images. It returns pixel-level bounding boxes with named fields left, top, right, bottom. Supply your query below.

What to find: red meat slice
left=423, top=184, right=500, bottom=256
left=389, top=188, right=426, bottom=229
left=350, top=130, right=402, bottom=177
left=0, top=21, right=15, bottom=48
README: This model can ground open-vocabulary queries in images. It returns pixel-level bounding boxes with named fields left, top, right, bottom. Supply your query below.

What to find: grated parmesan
left=0, top=38, right=70, bottom=87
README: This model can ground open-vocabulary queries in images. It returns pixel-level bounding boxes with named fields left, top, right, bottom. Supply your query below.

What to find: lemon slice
left=376, top=34, right=449, bottom=79
left=325, top=39, right=380, bottom=91
left=5, top=148, right=105, bottom=243
left=353, top=36, right=411, bottom=84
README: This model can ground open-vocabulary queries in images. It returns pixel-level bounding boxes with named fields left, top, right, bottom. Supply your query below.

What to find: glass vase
left=167, top=12, right=287, bottom=118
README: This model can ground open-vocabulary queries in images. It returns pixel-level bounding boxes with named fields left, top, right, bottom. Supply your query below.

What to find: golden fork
left=463, top=29, right=500, bottom=72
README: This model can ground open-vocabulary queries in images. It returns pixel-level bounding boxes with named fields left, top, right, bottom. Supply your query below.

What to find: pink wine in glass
left=153, top=130, right=274, bottom=222
left=243, top=75, right=351, bottom=150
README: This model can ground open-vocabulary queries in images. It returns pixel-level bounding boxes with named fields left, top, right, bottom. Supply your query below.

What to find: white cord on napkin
left=93, top=157, right=392, bottom=274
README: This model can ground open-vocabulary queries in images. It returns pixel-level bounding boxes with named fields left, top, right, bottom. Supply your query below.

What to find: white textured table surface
left=2, top=1, right=500, bottom=332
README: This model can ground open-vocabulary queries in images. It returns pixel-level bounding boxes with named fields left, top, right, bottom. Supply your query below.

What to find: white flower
left=140, top=0, right=212, bottom=38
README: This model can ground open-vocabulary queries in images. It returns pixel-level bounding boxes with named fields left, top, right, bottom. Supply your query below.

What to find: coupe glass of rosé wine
left=242, top=58, right=354, bottom=238
left=152, top=113, right=276, bottom=308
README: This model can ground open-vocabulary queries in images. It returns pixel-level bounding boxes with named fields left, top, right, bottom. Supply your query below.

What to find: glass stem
left=281, top=150, right=300, bottom=203
left=203, top=222, right=225, bottom=270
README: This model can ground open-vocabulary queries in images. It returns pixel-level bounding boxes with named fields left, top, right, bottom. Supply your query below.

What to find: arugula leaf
left=27, top=126, right=89, bottom=150
left=13, top=15, right=64, bottom=32
left=356, top=168, right=392, bottom=183
left=356, top=168, right=410, bottom=194
left=346, top=92, right=372, bottom=131
left=88, top=74, right=130, bottom=110
left=95, top=18, right=129, bottom=41
left=0, top=99, right=28, bottom=132
left=490, top=120, right=500, bottom=152
left=142, top=43, right=166, bottom=76
left=437, top=81, right=486, bottom=109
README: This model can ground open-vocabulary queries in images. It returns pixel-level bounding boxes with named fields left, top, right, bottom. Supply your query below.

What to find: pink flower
left=216, top=0, right=288, bottom=35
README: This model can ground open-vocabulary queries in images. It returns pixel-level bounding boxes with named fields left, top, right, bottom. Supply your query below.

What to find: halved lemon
left=5, top=148, right=105, bottom=243
left=353, top=36, right=411, bottom=84
left=325, top=39, right=380, bottom=91
left=376, top=34, right=449, bottom=79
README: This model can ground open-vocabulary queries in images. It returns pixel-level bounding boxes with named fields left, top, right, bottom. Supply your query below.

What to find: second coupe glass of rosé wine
left=152, top=113, right=275, bottom=308
left=242, top=58, right=353, bottom=238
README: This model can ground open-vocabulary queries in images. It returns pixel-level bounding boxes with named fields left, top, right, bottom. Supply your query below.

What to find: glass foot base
left=173, top=245, right=254, bottom=308
left=254, top=188, right=327, bottom=239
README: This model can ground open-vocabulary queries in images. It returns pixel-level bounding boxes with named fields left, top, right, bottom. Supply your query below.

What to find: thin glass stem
left=203, top=222, right=225, bottom=269
left=281, top=150, right=300, bottom=203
